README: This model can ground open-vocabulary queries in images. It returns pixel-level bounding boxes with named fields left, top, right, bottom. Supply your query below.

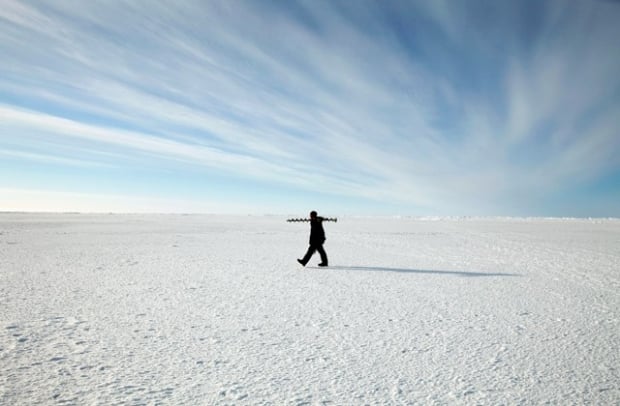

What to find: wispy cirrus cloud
left=1, top=0, right=619, bottom=215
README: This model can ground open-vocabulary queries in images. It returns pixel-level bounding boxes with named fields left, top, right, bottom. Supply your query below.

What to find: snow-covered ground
left=1, top=213, right=618, bottom=405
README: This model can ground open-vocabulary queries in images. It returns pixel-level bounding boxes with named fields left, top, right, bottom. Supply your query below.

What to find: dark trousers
left=300, top=243, right=328, bottom=265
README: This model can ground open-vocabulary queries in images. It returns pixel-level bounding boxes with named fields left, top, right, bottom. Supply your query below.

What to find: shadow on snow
left=322, top=266, right=520, bottom=277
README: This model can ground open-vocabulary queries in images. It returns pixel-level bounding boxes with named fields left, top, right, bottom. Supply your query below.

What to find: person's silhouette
left=297, top=211, right=328, bottom=267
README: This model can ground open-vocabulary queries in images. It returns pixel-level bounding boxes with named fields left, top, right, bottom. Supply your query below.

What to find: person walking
left=297, top=211, right=330, bottom=267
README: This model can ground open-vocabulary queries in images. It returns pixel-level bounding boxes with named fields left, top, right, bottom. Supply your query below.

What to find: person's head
left=310, top=211, right=317, bottom=219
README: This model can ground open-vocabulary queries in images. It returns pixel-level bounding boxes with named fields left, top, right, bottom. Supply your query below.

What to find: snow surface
left=1, top=213, right=619, bottom=405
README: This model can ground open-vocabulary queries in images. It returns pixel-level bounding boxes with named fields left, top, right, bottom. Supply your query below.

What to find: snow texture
left=1, top=213, right=619, bottom=405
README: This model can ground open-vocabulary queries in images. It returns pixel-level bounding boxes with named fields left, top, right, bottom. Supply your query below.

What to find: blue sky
left=1, top=0, right=619, bottom=216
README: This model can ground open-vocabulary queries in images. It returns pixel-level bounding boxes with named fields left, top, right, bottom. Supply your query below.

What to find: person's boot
left=297, top=259, right=306, bottom=267
left=318, top=262, right=328, bottom=267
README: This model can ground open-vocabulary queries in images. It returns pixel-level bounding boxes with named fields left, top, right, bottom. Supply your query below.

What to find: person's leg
left=316, top=244, right=328, bottom=266
left=298, top=245, right=316, bottom=266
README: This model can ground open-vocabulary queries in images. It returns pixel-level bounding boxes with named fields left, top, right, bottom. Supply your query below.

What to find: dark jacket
left=309, top=217, right=326, bottom=245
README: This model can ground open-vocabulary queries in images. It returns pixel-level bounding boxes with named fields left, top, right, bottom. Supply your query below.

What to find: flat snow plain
left=1, top=213, right=619, bottom=405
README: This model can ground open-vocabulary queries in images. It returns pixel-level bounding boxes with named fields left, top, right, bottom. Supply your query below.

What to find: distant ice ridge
left=342, top=214, right=620, bottom=222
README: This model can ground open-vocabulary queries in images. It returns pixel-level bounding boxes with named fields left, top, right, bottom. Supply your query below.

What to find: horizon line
left=1, top=210, right=618, bottom=221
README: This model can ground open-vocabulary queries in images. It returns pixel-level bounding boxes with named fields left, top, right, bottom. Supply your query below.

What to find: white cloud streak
left=0, top=187, right=261, bottom=213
